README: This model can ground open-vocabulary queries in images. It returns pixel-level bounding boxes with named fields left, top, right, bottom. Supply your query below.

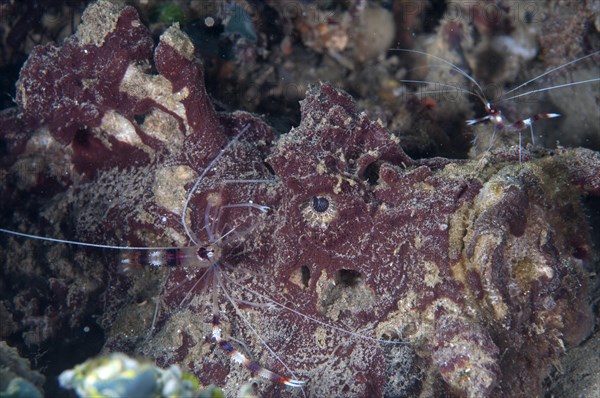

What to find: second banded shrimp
left=391, top=47, right=600, bottom=162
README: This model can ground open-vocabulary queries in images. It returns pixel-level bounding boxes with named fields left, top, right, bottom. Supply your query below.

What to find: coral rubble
left=59, top=352, right=201, bottom=398
left=0, top=342, right=44, bottom=398
left=0, top=1, right=598, bottom=397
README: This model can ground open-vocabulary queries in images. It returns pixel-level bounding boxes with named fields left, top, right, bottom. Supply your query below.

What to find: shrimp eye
left=197, top=247, right=213, bottom=260
left=312, top=196, right=329, bottom=212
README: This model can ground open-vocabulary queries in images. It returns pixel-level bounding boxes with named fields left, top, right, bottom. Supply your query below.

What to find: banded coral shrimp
left=0, top=124, right=297, bottom=388
left=0, top=121, right=409, bottom=397
left=390, top=47, right=600, bottom=162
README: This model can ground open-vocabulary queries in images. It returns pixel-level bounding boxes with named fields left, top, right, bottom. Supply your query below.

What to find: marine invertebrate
left=381, top=0, right=599, bottom=159
left=395, top=48, right=599, bottom=161
left=121, top=126, right=304, bottom=389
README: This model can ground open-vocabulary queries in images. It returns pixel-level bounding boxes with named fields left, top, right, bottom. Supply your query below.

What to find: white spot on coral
left=153, top=165, right=197, bottom=216
left=100, top=110, right=153, bottom=153
left=492, top=34, right=537, bottom=61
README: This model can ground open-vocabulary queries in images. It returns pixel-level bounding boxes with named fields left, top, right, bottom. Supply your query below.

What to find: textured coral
left=0, top=2, right=598, bottom=398
left=0, top=341, right=45, bottom=397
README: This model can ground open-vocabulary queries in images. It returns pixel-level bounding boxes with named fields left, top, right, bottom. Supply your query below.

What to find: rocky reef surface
left=0, top=1, right=599, bottom=397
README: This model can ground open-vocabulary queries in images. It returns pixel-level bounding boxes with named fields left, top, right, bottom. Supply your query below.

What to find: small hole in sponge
left=334, top=269, right=362, bottom=287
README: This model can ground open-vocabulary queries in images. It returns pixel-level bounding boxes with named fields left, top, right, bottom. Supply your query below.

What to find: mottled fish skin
left=1, top=2, right=598, bottom=397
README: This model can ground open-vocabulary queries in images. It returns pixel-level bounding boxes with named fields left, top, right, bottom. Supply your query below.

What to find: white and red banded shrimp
left=0, top=124, right=302, bottom=386
left=391, top=47, right=600, bottom=162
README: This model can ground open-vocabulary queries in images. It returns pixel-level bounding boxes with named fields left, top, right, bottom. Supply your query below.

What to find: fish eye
left=301, top=195, right=337, bottom=229
left=312, top=196, right=329, bottom=212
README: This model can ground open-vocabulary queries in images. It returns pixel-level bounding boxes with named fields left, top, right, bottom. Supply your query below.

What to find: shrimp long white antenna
left=399, top=79, right=481, bottom=98
left=502, top=50, right=600, bottom=98
left=500, top=78, right=600, bottom=102
left=223, top=203, right=270, bottom=212
left=218, top=273, right=306, bottom=388
left=181, top=124, right=251, bottom=246
left=225, top=273, right=409, bottom=346
left=390, top=48, right=487, bottom=99
left=0, top=228, right=176, bottom=251
left=223, top=178, right=277, bottom=184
